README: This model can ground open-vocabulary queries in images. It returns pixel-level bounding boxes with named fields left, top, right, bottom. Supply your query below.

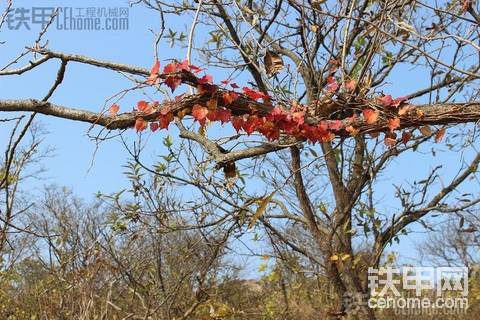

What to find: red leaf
left=242, top=87, right=268, bottom=101
left=137, top=100, right=147, bottom=111
left=258, top=121, right=280, bottom=141
left=221, top=80, right=230, bottom=85
left=379, top=95, right=393, bottom=107
left=362, top=109, right=379, bottom=124
left=231, top=116, right=245, bottom=133
left=387, top=117, right=400, bottom=131
left=147, top=60, right=160, bottom=85
left=222, top=92, right=238, bottom=105
left=326, top=76, right=339, bottom=93
left=163, top=62, right=177, bottom=74
left=215, top=108, right=231, bottom=124
left=328, top=120, right=342, bottom=131
left=242, top=115, right=258, bottom=135
left=150, top=122, right=159, bottom=132
left=109, top=104, right=120, bottom=116
left=137, top=100, right=153, bottom=113
left=230, top=83, right=239, bottom=89
left=178, top=59, right=189, bottom=71
left=189, top=64, right=203, bottom=74
left=159, top=113, right=174, bottom=129
left=165, top=76, right=182, bottom=92
left=135, top=118, right=147, bottom=132
left=207, top=110, right=217, bottom=121
left=435, top=128, right=446, bottom=143
left=150, top=59, right=160, bottom=74
left=191, top=104, right=209, bottom=126
left=198, top=74, right=213, bottom=84
left=402, top=131, right=411, bottom=144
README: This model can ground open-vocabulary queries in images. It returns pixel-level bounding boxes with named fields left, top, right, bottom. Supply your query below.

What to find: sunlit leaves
left=127, top=58, right=453, bottom=148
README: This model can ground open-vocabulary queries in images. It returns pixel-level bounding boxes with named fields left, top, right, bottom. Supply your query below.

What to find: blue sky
left=1, top=0, right=477, bottom=269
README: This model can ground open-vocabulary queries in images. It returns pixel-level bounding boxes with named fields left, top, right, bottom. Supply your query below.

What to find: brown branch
left=1, top=98, right=480, bottom=133
left=377, top=151, right=480, bottom=251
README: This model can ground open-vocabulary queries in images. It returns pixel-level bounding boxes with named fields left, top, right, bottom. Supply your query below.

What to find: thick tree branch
left=2, top=99, right=480, bottom=133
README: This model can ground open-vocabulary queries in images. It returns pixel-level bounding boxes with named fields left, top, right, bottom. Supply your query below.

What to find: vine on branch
left=110, top=59, right=444, bottom=146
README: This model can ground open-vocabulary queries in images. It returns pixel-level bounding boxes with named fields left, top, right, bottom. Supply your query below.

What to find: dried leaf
left=435, top=127, right=446, bottom=143
left=249, top=192, right=276, bottom=229
left=420, top=126, right=432, bottom=136
left=264, top=50, right=284, bottom=78
left=223, top=161, right=237, bottom=179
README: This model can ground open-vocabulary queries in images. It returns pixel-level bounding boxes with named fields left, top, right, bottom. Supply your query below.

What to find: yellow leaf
left=248, top=192, right=275, bottom=229
left=330, top=254, right=339, bottom=261
left=341, top=254, right=351, bottom=261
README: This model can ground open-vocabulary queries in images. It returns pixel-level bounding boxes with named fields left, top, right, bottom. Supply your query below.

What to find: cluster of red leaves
left=107, top=60, right=446, bottom=147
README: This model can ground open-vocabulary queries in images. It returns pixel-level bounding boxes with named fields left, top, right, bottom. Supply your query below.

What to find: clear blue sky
left=1, top=0, right=477, bottom=269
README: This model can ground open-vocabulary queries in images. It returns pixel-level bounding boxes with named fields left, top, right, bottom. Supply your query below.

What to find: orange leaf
left=363, top=109, right=379, bottom=124
left=435, top=127, right=446, bottom=143
left=135, top=118, right=147, bottom=132
left=109, top=104, right=120, bottom=116
left=387, top=117, right=400, bottom=131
